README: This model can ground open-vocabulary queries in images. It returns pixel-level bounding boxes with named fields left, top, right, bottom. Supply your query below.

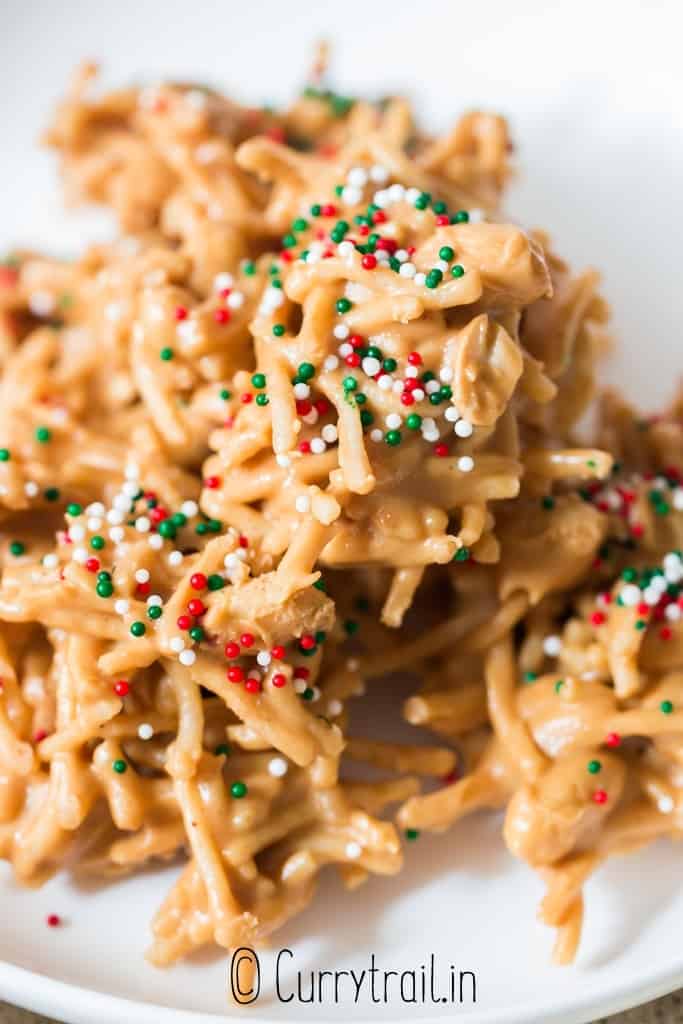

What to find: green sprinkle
left=44, top=486, right=60, bottom=502
left=385, top=429, right=402, bottom=446
left=414, top=192, right=430, bottom=210
left=231, top=781, right=248, bottom=798
left=112, top=759, right=127, bottom=774
left=433, top=200, right=447, bottom=214
left=195, top=522, right=209, bottom=536
left=406, top=413, right=422, bottom=430
left=158, top=520, right=177, bottom=539
left=147, top=605, right=162, bottom=620
left=452, top=210, right=470, bottom=223
left=344, top=619, right=359, bottom=635
left=360, top=410, right=374, bottom=427
left=622, top=568, right=637, bottom=582
left=522, top=671, right=538, bottom=683
left=0, top=448, right=10, bottom=461
left=35, top=426, right=51, bottom=443
left=297, top=362, right=315, bottom=381
left=90, top=535, right=105, bottom=551
left=281, top=233, right=296, bottom=249
left=334, top=185, right=344, bottom=197
left=171, top=512, right=187, bottom=527
left=405, top=829, right=420, bottom=841
left=587, top=459, right=597, bottom=469
left=9, top=541, right=25, bottom=557
left=160, top=347, right=174, bottom=361
left=336, top=297, right=352, bottom=314
left=292, top=218, right=308, bottom=233
left=439, top=246, right=455, bottom=261
left=542, top=496, right=555, bottom=510
left=355, top=392, right=366, bottom=405
left=454, top=547, right=470, bottom=562
left=96, top=580, right=113, bottom=598
left=255, top=393, right=269, bottom=406
left=130, top=621, right=146, bottom=637
left=554, top=679, right=565, bottom=694
left=302, top=687, right=315, bottom=700
left=272, top=322, right=285, bottom=337
left=242, top=260, right=256, bottom=276
left=635, top=620, right=647, bottom=631
left=214, top=743, right=231, bottom=757
left=661, top=700, right=674, bottom=714
left=425, top=268, right=443, bottom=289
left=439, top=385, right=453, bottom=400
left=310, top=203, right=322, bottom=217
left=251, top=373, right=266, bottom=389
left=451, top=264, right=465, bottom=278
left=587, top=759, right=602, bottom=774
left=207, top=519, right=222, bottom=533
left=382, top=357, right=397, bottom=372
left=313, top=578, right=326, bottom=592
left=207, top=573, right=226, bottom=591
left=342, top=376, right=357, bottom=392
left=220, top=388, right=232, bottom=401
left=428, top=392, right=443, bottom=406
left=97, top=571, right=111, bottom=581
left=189, top=626, right=204, bottom=643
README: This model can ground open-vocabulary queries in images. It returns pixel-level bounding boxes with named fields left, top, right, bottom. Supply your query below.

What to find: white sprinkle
left=373, top=189, right=389, bottom=208
left=137, top=723, right=154, bottom=741
left=659, top=796, right=675, bottom=814
left=24, top=481, right=39, bottom=498
left=543, top=635, right=562, bottom=657
left=338, top=342, right=353, bottom=358
left=28, top=291, right=55, bottom=316
left=170, top=637, right=185, bottom=653
left=135, top=568, right=151, bottom=584
left=333, top=324, right=350, bottom=340
left=643, top=587, right=661, bottom=606
left=310, top=438, right=326, bottom=455
left=107, top=509, right=125, bottom=526
left=321, top=424, right=338, bottom=444
left=227, top=291, right=245, bottom=310
left=276, top=453, right=291, bottom=469
left=388, top=183, right=406, bottom=203
left=256, top=651, right=272, bottom=667
left=673, top=489, right=683, bottom=510
left=458, top=456, right=475, bottom=473
left=181, top=500, right=198, bottom=518
left=347, top=166, right=368, bottom=188
left=113, top=493, right=130, bottom=512
left=69, top=524, right=86, bottom=542
left=135, top=516, right=151, bottom=533
left=294, top=678, right=307, bottom=694
left=413, top=388, right=425, bottom=401
left=124, top=463, right=139, bottom=481
left=469, top=208, right=486, bottom=223
left=439, top=366, right=454, bottom=383
left=454, top=419, right=473, bottom=438
left=666, top=604, right=682, bottom=621
left=426, top=380, right=441, bottom=395
left=414, top=272, right=426, bottom=287
left=362, top=356, right=381, bottom=376
left=268, top=756, right=288, bottom=778
left=87, top=517, right=103, bottom=532
left=147, top=594, right=163, bottom=607
left=72, top=547, right=88, bottom=564
left=423, top=428, right=440, bottom=442
left=109, top=526, right=125, bottom=544
left=621, top=583, right=641, bottom=607
left=179, top=649, right=197, bottom=667
left=168, top=550, right=184, bottom=567
left=392, top=379, right=404, bottom=395
left=213, top=272, right=234, bottom=292
left=42, top=553, right=59, bottom=569
left=370, top=164, right=389, bottom=183
left=323, top=355, right=340, bottom=371
left=386, top=413, right=402, bottom=429
left=405, top=187, right=421, bottom=204
left=337, top=240, right=355, bottom=259
left=327, top=699, right=343, bottom=716
left=399, top=262, right=416, bottom=278
left=293, top=382, right=310, bottom=399
left=342, top=185, right=362, bottom=205
left=122, top=480, right=138, bottom=498
left=148, top=534, right=163, bottom=550
left=395, top=249, right=409, bottom=263
left=345, top=841, right=362, bottom=859
left=86, top=502, right=105, bottom=517
left=435, top=259, right=449, bottom=274
left=377, top=374, right=393, bottom=391
left=114, top=599, right=130, bottom=615
left=295, top=495, right=311, bottom=514
left=405, top=365, right=419, bottom=379
left=370, top=429, right=384, bottom=443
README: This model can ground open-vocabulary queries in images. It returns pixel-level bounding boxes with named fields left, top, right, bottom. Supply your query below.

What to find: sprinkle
left=9, top=540, right=25, bottom=557
left=543, top=635, right=562, bottom=657
left=231, top=781, right=248, bottom=799
left=46, top=914, right=62, bottom=928
left=35, top=426, right=51, bottom=443
left=454, top=419, right=473, bottom=438
left=404, top=829, right=420, bottom=841
left=112, top=759, right=127, bottom=774
left=592, top=790, right=608, bottom=805
left=458, top=456, right=474, bottom=473
left=130, top=621, right=146, bottom=637
left=170, top=637, right=185, bottom=653
left=587, top=759, right=602, bottom=774
left=345, top=841, right=362, bottom=859
left=179, top=650, right=197, bottom=666
left=268, top=757, right=288, bottom=778
left=605, top=732, right=621, bottom=748
left=168, top=550, right=184, bottom=567
left=138, top=723, right=154, bottom=740
left=661, top=700, right=674, bottom=714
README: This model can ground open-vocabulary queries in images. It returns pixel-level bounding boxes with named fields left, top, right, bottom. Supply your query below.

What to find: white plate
left=2, top=1, right=683, bottom=1022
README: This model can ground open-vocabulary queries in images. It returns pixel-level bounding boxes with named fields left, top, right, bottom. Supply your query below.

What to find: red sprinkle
left=400, top=392, right=415, bottom=406
left=345, top=352, right=361, bottom=368
left=149, top=506, right=169, bottom=524
left=136, top=581, right=150, bottom=596
left=434, top=443, right=449, bottom=457
left=296, top=399, right=312, bottom=416
left=34, top=729, right=48, bottom=743
left=224, top=641, right=240, bottom=659
left=245, top=678, right=261, bottom=694
left=293, top=666, right=310, bottom=680
left=227, top=666, right=244, bottom=683
left=271, top=645, right=286, bottom=660
left=241, top=392, right=253, bottom=404
left=272, top=673, right=287, bottom=688
left=592, top=790, right=608, bottom=805
left=46, top=914, right=61, bottom=928
left=190, top=573, right=207, bottom=591
left=240, top=632, right=255, bottom=648
left=214, top=308, right=231, bottom=325
left=177, top=614, right=193, bottom=630
left=314, top=398, right=330, bottom=415
left=238, top=535, right=249, bottom=548
left=660, top=626, right=673, bottom=641
left=361, top=254, right=377, bottom=270
left=371, top=210, right=387, bottom=224
left=407, top=351, right=422, bottom=365
left=175, top=306, right=188, bottom=321
left=637, top=602, right=650, bottom=616
left=605, top=732, right=621, bottom=748
left=204, top=476, right=221, bottom=490
left=299, top=634, right=316, bottom=650
left=187, top=598, right=206, bottom=617
left=113, top=680, right=130, bottom=697
left=85, top=557, right=100, bottom=573
left=590, top=611, right=607, bottom=626
left=321, top=204, right=337, bottom=217
left=435, top=214, right=450, bottom=226
left=298, top=440, right=311, bottom=454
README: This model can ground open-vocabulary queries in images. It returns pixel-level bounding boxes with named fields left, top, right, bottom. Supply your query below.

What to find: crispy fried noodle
left=0, top=58, right=681, bottom=978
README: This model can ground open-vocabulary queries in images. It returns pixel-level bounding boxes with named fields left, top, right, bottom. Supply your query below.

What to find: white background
left=1, top=2, right=683, bottom=1022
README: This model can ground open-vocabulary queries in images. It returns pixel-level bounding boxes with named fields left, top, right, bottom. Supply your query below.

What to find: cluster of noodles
left=0, top=59, right=672, bottom=976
